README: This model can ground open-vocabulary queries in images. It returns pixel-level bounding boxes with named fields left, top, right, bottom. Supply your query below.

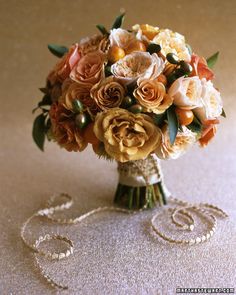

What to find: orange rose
left=50, top=44, right=81, bottom=83
left=70, top=50, right=106, bottom=85
left=199, top=124, right=217, bottom=147
left=190, top=54, right=214, bottom=81
left=49, top=102, right=87, bottom=152
left=133, top=79, right=173, bottom=114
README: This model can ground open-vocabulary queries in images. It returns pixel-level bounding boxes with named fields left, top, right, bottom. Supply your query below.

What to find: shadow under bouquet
left=33, top=14, right=225, bottom=210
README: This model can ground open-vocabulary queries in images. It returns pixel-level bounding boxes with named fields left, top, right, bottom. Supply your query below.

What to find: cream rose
left=194, top=79, right=223, bottom=123
left=153, top=29, right=191, bottom=62
left=133, top=79, right=173, bottom=114
left=155, top=125, right=197, bottom=160
left=109, top=28, right=135, bottom=49
left=90, top=77, right=125, bottom=110
left=168, top=76, right=203, bottom=109
left=94, top=108, right=162, bottom=162
left=70, top=50, right=106, bottom=85
left=111, top=52, right=165, bottom=85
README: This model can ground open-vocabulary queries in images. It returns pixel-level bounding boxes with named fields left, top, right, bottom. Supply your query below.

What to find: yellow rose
left=133, top=79, right=173, bottom=114
left=132, top=24, right=159, bottom=41
left=94, top=108, right=162, bottom=162
left=155, top=125, right=197, bottom=160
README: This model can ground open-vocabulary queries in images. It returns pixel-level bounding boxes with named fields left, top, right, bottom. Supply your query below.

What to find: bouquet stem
left=114, top=154, right=169, bottom=210
left=114, top=182, right=168, bottom=209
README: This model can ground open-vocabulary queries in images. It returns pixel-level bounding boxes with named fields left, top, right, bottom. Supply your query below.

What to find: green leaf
left=147, top=43, right=161, bottom=54
left=186, top=116, right=202, bottom=134
left=39, top=87, right=48, bottom=94
left=96, top=24, right=109, bottom=35
left=186, top=44, right=192, bottom=55
left=105, top=65, right=112, bottom=77
left=48, top=44, right=69, bottom=58
left=72, top=99, right=83, bottom=113
left=111, top=13, right=125, bottom=29
left=167, top=107, right=179, bottom=145
left=221, top=108, right=226, bottom=118
left=207, top=51, right=219, bottom=69
left=38, top=94, right=51, bottom=107
left=32, top=113, right=46, bottom=151
left=151, top=112, right=166, bottom=126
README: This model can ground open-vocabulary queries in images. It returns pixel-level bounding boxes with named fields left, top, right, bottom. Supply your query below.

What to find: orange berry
left=125, top=40, right=146, bottom=55
left=175, top=108, right=194, bottom=126
left=83, top=123, right=100, bottom=145
left=108, top=46, right=125, bottom=63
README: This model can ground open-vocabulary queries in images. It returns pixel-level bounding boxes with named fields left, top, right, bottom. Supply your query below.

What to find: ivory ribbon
left=118, top=154, right=163, bottom=187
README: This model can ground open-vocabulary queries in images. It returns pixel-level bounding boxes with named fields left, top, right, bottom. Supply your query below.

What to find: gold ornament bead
left=108, top=46, right=125, bottom=63
left=125, top=40, right=146, bottom=55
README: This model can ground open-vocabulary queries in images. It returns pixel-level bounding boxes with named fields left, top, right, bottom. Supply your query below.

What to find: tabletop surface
left=0, top=0, right=236, bottom=294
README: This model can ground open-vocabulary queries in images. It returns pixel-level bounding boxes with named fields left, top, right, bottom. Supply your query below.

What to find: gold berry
left=108, top=46, right=125, bottom=63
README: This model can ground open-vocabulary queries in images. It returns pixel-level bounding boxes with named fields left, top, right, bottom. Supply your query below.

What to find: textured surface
left=0, top=0, right=236, bottom=294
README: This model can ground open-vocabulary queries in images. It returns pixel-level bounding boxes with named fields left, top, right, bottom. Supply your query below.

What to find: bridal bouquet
left=33, top=14, right=225, bottom=209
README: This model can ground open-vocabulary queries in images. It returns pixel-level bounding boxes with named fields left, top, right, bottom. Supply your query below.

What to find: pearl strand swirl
left=151, top=197, right=228, bottom=245
left=21, top=193, right=133, bottom=290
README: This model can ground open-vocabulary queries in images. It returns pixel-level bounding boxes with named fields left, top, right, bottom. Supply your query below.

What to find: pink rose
left=51, top=44, right=81, bottom=83
left=70, top=51, right=106, bottom=85
left=190, top=53, right=214, bottom=81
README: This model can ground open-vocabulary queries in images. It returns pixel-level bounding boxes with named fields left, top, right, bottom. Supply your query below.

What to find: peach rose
left=190, top=54, right=214, bottom=81
left=155, top=125, right=197, bottom=160
left=109, top=28, right=135, bottom=49
left=49, top=102, right=87, bottom=152
left=133, top=79, right=173, bottom=114
left=168, top=76, right=203, bottom=109
left=61, top=82, right=98, bottom=113
left=50, top=44, right=81, bottom=83
left=94, top=108, right=162, bottom=162
left=70, top=50, right=106, bottom=85
left=194, top=79, right=222, bottom=123
left=80, top=34, right=109, bottom=56
left=111, top=52, right=165, bottom=85
left=90, top=77, right=126, bottom=110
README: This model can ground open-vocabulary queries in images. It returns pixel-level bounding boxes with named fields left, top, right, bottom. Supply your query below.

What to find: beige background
left=0, top=0, right=236, bottom=294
